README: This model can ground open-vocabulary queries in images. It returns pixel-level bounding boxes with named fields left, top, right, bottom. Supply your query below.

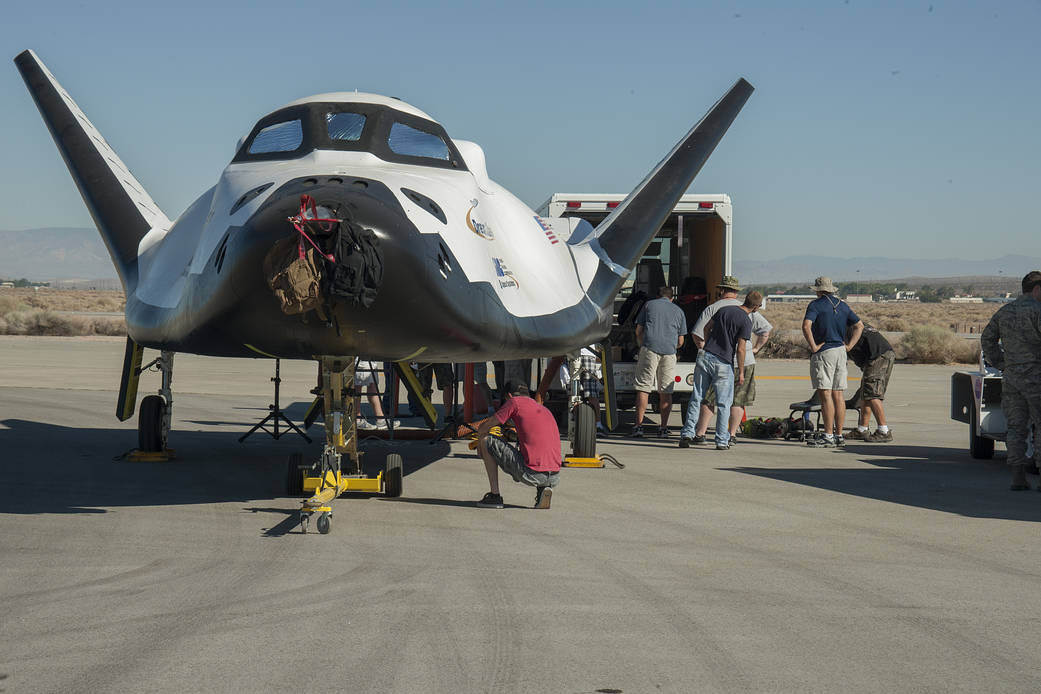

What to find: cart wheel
left=287, top=453, right=305, bottom=496
left=385, top=453, right=403, bottom=498
left=316, top=512, right=331, bottom=534
left=299, top=512, right=309, bottom=534
left=969, top=407, right=994, bottom=459
left=573, top=402, right=596, bottom=459
left=138, top=395, right=165, bottom=452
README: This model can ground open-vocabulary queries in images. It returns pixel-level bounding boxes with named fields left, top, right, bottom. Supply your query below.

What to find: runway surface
left=2, top=336, right=1040, bottom=693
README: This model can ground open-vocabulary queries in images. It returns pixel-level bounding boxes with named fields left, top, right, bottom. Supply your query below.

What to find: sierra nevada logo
left=493, top=257, right=519, bottom=289
left=466, top=199, right=494, bottom=240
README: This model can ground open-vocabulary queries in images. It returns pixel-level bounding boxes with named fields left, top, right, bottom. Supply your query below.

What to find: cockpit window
left=248, top=119, right=303, bottom=154
left=326, top=112, right=366, bottom=141
left=387, top=122, right=450, bottom=160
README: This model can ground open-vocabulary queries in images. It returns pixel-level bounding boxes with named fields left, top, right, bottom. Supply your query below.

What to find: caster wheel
left=299, top=512, right=309, bottom=534
left=316, top=512, right=331, bottom=535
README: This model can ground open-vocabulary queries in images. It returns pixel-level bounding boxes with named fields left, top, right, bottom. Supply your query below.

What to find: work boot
left=1011, top=465, right=1030, bottom=491
left=534, top=487, right=552, bottom=509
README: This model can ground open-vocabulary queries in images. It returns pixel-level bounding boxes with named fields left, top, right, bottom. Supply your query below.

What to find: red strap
left=287, top=195, right=339, bottom=261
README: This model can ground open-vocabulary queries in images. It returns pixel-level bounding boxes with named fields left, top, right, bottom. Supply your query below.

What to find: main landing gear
left=288, top=356, right=404, bottom=534
left=131, top=350, right=175, bottom=461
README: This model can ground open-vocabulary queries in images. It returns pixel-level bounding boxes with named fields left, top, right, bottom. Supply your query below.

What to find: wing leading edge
left=14, top=49, right=171, bottom=290
left=576, top=78, right=754, bottom=309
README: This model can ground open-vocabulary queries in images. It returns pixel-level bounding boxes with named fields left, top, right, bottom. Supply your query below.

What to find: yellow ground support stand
left=127, top=448, right=176, bottom=462
left=562, top=453, right=624, bottom=469
left=294, top=357, right=404, bottom=534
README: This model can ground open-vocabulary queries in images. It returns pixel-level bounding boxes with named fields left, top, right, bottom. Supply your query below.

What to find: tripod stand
left=239, top=359, right=312, bottom=443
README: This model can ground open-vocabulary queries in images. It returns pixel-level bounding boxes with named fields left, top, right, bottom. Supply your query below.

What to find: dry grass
left=0, top=289, right=125, bottom=336
left=757, top=300, right=989, bottom=364
left=0, top=288, right=125, bottom=313
left=760, top=300, right=999, bottom=333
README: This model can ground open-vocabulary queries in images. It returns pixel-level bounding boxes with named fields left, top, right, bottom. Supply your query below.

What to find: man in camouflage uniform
left=981, top=271, right=1041, bottom=491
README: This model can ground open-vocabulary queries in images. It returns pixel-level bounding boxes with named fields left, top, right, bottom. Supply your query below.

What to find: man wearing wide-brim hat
left=683, top=275, right=743, bottom=444
left=802, top=276, right=864, bottom=447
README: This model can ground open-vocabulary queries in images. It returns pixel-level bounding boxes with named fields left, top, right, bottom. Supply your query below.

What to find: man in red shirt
left=474, top=381, right=562, bottom=509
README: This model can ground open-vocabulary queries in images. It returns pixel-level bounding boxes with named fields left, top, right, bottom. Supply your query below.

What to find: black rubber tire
left=138, top=395, right=165, bottom=452
left=969, top=407, right=994, bottom=460
left=287, top=453, right=304, bottom=496
left=573, top=402, right=596, bottom=459
left=384, top=453, right=403, bottom=498
left=316, top=512, right=331, bottom=535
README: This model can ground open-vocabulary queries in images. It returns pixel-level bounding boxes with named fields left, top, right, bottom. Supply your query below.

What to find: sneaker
left=657, top=427, right=670, bottom=438
left=376, top=419, right=402, bottom=430
left=835, top=435, right=846, bottom=447
left=534, top=487, right=552, bottom=509
left=848, top=429, right=870, bottom=441
left=630, top=424, right=644, bottom=438
left=356, top=418, right=377, bottom=430
left=679, top=436, right=693, bottom=448
left=867, top=429, right=893, bottom=442
left=806, top=433, right=835, bottom=448
left=715, top=442, right=730, bottom=450
left=476, top=492, right=504, bottom=509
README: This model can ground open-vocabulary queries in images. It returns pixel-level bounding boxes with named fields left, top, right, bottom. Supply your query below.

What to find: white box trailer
left=537, top=193, right=733, bottom=408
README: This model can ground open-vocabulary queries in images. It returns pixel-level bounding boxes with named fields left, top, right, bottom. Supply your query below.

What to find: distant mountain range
left=0, top=228, right=114, bottom=281
left=2, top=227, right=1038, bottom=288
left=734, top=255, right=1040, bottom=286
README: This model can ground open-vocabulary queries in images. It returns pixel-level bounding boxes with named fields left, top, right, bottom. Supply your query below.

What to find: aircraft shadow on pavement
left=726, top=443, right=1041, bottom=522
left=0, top=418, right=449, bottom=515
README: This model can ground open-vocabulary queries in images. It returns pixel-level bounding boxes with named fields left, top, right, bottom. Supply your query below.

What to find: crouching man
left=474, top=382, right=561, bottom=509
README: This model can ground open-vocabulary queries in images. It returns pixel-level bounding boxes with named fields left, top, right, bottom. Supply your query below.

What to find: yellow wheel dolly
left=289, top=356, right=403, bottom=534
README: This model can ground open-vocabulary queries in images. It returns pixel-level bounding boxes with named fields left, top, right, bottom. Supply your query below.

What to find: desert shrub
left=0, top=295, right=25, bottom=313
left=759, top=329, right=810, bottom=359
left=878, top=317, right=909, bottom=332
left=896, top=324, right=978, bottom=364
left=86, top=317, right=126, bottom=336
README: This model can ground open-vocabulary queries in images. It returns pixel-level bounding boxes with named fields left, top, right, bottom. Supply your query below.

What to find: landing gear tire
left=316, top=512, right=331, bottom=535
left=138, top=395, right=165, bottom=452
left=384, top=453, right=403, bottom=498
left=969, top=407, right=994, bottom=460
left=287, top=453, right=304, bottom=496
left=574, top=402, right=596, bottom=459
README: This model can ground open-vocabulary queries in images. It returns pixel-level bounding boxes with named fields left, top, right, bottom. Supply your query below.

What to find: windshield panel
left=326, top=112, right=366, bottom=141
left=249, top=119, right=303, bottom=154
left=388, top=122, right=450, bottom=160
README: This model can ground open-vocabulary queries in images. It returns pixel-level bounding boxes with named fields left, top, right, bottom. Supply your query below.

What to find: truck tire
left=969, top=407, right=994, bottom=460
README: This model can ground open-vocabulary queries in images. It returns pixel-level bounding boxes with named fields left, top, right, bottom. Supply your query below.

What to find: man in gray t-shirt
left=631, top=286, right=687, bottom=438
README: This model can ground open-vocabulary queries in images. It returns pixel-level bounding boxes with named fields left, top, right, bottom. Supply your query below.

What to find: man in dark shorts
left=846, top=324, right=896, bottom=442
left=679, top=300, right=753, bottom=449
left=474, top=381, right=562, bottom=509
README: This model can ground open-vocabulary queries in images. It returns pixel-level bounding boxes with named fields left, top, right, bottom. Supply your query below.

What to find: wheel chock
left=562, top=453, right=624, bottom=469
left=127, top=448, right=176, bottom=462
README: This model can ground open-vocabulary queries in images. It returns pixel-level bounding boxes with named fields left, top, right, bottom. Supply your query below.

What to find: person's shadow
left=725, top=442, right=1041, bottom=521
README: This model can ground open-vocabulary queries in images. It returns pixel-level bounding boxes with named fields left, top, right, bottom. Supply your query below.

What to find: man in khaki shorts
left=802, top=276, right=863, bottom=447
left=631, top=286, right=687, bottom=438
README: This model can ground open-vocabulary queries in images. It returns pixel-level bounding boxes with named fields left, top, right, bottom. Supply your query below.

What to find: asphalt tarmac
left=2, top=336, right=1040, bottom=693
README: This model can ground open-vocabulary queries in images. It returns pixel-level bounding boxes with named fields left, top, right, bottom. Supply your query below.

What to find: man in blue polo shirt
left=802, top=276, right=864, bottom=448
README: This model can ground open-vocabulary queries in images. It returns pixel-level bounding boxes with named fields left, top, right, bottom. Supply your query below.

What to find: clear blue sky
left=2, top=0, right=1038, bottom=262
